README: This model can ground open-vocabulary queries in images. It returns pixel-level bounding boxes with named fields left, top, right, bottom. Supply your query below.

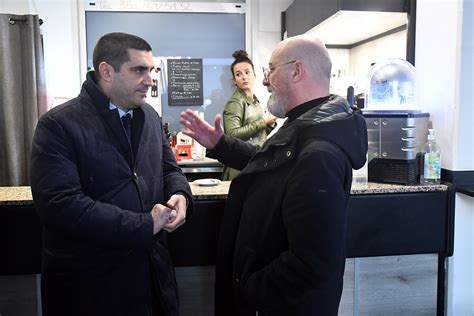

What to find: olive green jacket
left=222, top=88, right=271, bottom=180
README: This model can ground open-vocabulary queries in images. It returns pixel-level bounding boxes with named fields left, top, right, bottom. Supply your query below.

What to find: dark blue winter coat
left=30, top=71, right=193, bottom=316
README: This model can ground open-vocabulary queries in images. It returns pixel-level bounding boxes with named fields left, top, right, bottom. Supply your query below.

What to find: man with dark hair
left=30, top=32, right=192, bottom=315
left=92, top=32, right=152, bottom=73
left=180, top=34, right=368, bottom=315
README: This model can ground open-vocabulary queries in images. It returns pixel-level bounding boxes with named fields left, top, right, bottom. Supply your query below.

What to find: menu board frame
left=167, top=58, right=204, bottom=106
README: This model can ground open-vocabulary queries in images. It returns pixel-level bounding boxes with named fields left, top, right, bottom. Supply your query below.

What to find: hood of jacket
left=298, top=94, right=368, bottom=170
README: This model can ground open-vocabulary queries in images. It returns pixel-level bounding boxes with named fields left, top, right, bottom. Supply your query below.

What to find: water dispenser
left=363, top=59, right=429, bottom=185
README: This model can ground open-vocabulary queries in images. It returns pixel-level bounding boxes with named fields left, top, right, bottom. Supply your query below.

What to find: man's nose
left=143, top=73, right=153, bottom=86
left=263, top=80, right=272, bottom=92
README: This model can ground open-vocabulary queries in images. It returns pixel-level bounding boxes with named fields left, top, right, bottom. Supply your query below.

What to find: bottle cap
left=427, top=128, right=435, bottom=140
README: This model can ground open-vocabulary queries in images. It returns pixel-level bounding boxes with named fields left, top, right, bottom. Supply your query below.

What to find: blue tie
left=121, top=114, right=132, bottom=144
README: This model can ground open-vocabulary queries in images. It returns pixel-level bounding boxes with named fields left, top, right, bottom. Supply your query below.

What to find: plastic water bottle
left=420, top=129, right=441, bottom=185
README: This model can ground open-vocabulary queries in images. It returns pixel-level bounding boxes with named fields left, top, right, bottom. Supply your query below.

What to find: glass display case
left=365, top=58, right=417, bottom=111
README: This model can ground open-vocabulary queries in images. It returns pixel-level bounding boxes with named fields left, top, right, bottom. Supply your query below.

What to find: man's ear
left=292, top=61, right=304, bottom=82
left=98, top=61, right=114, bottom=82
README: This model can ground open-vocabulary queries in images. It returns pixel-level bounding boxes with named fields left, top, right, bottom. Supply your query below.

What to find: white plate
left=193, top=178, right=221, bottom=187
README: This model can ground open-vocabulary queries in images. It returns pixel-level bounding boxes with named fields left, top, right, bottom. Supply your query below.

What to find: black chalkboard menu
left=167, top=58, right=203, bottom=106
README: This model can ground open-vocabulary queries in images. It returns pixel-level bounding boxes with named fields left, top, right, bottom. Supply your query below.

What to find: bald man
left=180, top=35, right=368, bottom=316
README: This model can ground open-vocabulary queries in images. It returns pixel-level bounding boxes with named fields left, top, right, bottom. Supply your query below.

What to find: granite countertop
left=0, top=182, right=448, bottom=206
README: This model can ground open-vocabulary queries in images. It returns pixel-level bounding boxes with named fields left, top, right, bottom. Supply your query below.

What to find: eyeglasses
left=262, top=60, right=297, bottom=83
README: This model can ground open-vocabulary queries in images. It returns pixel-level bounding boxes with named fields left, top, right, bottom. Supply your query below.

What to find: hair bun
left=232, top=50, right=248, bottom=59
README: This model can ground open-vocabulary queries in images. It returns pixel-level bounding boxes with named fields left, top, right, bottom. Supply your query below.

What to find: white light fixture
left=306, top=11, right=407, bottom=46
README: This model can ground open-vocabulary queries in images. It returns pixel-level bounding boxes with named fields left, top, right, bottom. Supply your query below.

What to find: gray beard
left=267, top=94, right=286, bottom=118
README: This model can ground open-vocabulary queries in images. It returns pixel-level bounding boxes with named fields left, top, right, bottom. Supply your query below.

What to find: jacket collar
left=81, top=71, right=110, bottom=114
left=80, top=71, right=145, bottom=166
left=235, top=87, right=259, bottom=105
left=285, top=95, right=330, bottom=123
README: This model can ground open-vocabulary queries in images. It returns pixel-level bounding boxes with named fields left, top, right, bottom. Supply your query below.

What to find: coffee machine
left=363, top=59, right=429, bottom=185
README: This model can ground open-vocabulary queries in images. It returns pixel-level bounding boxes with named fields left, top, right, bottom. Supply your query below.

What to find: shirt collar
left=109, top=102, right=133, bottom=118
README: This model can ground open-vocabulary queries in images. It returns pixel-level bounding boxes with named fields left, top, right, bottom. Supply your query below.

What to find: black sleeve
left=207, top=134, right=259, bottom=171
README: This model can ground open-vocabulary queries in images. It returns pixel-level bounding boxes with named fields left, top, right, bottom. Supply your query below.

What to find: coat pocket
left=235, top=246, right=256, bottom=307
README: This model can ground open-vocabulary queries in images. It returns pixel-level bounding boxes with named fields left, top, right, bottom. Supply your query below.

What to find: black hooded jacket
left=208, top=95, right=368, bottom=316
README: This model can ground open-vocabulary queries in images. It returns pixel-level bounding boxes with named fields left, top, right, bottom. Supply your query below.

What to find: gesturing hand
left=179, top=109, right=224, bottom=149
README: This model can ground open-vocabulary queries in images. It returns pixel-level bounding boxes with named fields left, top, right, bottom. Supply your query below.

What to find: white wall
left=416, top=0, right=473, bottom=315
left=416, top=0, right=470, bottom=171
left=0, top=0, right=37, bottom=14
left=1, top=0, right=82, bottom=109
left=250, top=0, right=293, bottom=107
left=326, top=31, right=406, bottom=98
left=349, top=30, right=406, bottom=85
left=38, top=0, right=82, bottom=106
left=455, top=0, right=474, bottom=171
left=327, top=49, right=351, bottom=96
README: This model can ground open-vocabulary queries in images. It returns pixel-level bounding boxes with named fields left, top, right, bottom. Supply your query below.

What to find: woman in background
left=222, top=50, right=276, bottom=180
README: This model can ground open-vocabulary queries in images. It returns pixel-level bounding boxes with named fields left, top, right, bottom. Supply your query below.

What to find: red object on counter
left=175, top=145, right=192, bottom=161
left=171, top=133, right=177, bottom=147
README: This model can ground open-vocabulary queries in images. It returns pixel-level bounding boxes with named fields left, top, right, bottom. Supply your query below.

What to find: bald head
left=273, top=35, right=332, bottom=87
left=265, top=35, right=332, bottom=115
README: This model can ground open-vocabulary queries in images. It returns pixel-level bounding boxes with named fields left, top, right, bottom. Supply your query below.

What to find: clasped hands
left=150, top=194, right=187, bottom=235
left=150, top=110, right=225, bottom=236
